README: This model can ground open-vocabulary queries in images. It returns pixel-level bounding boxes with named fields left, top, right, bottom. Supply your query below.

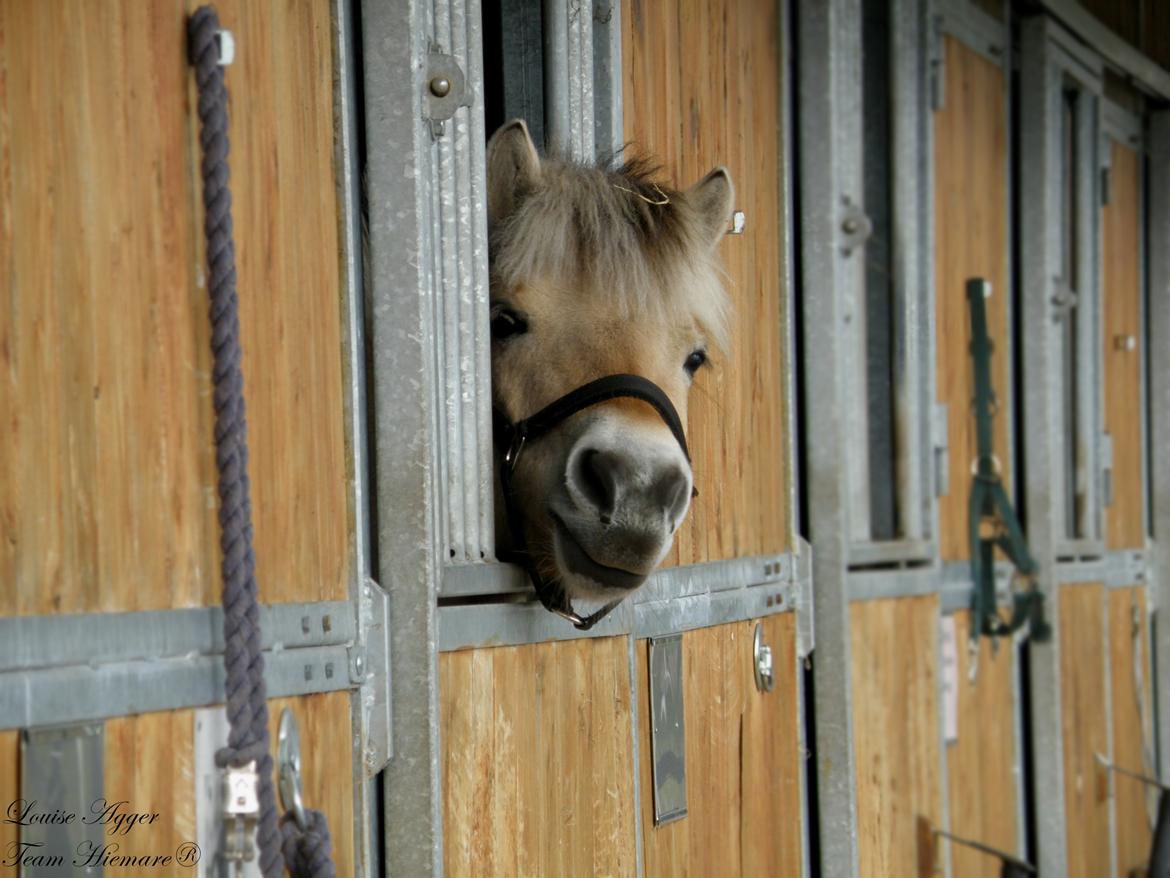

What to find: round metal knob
left=429, top=76, right=452, bottom=98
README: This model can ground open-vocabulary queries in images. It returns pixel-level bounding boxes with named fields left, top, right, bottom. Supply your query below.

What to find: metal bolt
left=354, top=654, right=364, bottom=675
left=429, top=76, right=452, bottom=98
left=842, top=217, right=860, bottom=234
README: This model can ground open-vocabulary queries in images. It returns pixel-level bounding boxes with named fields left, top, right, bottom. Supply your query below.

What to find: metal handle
left=753, top=624, right=775, bottom=693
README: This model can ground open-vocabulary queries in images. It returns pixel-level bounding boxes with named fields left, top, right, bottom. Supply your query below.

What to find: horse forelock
left=489, top=154, right=730, bottom=351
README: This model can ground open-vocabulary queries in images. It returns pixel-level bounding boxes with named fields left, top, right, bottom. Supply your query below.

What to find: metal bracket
left=933, top=403, right=951, bottom=497
left=648, top=634, right=687, bottom=825
left=1051, top=277, right=1079, bottom=319
left=728, top=210, right=747, bottom=235
left=793, top=540, right=815, bottom=661
left=1102, top=432, right=1115, bottom=507
left=21, top=724, right=106, bottom=868
left=838, top=196, right=873, bottom=256
left=354, top=577, right=393, bottom=777
left=424, top=44, right=471, bottom=138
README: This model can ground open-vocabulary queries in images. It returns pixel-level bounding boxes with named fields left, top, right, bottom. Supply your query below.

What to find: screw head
left=429, top=76, right=452, bottom=98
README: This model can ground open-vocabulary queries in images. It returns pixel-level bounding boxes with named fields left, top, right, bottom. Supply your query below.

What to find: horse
left=486, top=119, right=734, bottom=621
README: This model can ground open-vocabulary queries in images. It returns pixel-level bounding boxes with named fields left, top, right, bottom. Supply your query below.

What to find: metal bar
left=799, top=0, right=864, bottom=872
left=439, top=581, right=798, bottom=651
left=0, top=602, right=354, bottom=671
left=359, top=0, right=444, bottom=871
left=542, top=0, right=570, bottom=153
left=848, top=538, right=934, bottom=567
left=592, top=0, right=624, bottom=158
left=627, top=634, right=646, bottom=878
left=333, top=0, right=384, bottom=868
left=2, top=645, right=354, bottom=731
left=1038, top=0, right=1170, bottom=101
left=890, top=0, right=932, bottom=544
left=1020, top=18, right=1071, bottom=875
left=1148, top=112, right=1170, bottom=775
left=441, top=551, right=793, bottom=597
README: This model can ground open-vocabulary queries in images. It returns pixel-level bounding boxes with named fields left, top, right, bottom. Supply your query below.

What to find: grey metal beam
left=360, top=0, right=444, bottom=872
left=1019, top=18, right=1070, bottom=875
left=1149, top=112, right=1170, bottom=772
left=798, top=0, right=863, bottom=873
left=1039, top=0, right=1170, bottom=101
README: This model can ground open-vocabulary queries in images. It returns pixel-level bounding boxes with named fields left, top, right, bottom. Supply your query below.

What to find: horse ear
left=487, top=119, right=542, bottom=223
left=685, top=167, right=734, bottom=249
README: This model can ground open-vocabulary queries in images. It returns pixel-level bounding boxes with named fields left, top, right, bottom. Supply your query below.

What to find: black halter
left=494, top=374, right=691, bottom=630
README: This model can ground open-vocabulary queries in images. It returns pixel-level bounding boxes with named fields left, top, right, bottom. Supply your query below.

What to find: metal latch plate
left=648, top=634, right=687, bottom=825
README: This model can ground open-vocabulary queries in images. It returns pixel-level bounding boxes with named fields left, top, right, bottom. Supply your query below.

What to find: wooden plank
left=1108, top=586, right=1156, bottom=875
left=947, top=611, right=1022, bottom=878
left=933, top=36, right=1011, bottom=562
left=1059, top=583, right=1110, bottom=878
left=637, top=616, right=803, bottom=876
left=104, top=710, right=198, bottom=877
left=0, top=731, right=18, bottom=864
left=623, top=0, right=789, bottom=564
left=1102, top=141, right=1144, bottom=550
left=0, top=0, right=348, bottom=615
left=851, top=596, right=942, bottom=878
left=441, top=636, right=637, bottom=878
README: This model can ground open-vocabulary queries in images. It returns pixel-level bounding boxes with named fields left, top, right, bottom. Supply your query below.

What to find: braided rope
left=188, top=8, right=282, bottom=875
left=281, top=811, right=337, bottom=878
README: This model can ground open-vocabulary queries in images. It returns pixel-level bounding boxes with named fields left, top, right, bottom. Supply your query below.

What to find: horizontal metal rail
left=439, top=547, right=813, bottom=650
left=0, top=601, right=361, bottom=730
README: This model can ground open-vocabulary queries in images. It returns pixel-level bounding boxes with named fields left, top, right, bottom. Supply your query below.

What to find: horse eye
left=491, top=305, right=528, bottom=341
left=684, top=349, right=708, bottom=377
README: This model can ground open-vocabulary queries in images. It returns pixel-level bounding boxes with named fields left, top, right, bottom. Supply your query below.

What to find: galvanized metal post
left=360, top=0, right=444, bottom=872
left=798, top=0, right=863, bottom=873
left=1149, top=112, right=1170, bottom=771
left=1019, top=17, right=1070, bottom=875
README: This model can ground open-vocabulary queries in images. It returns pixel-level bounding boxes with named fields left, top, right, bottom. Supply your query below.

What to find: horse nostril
left=572, top=449, right=625, bottom=520
left=654, top=466, right=691, bottom=523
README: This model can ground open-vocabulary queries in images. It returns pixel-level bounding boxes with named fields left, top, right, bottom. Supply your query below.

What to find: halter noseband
left=494, top=374, right=691, bottom=630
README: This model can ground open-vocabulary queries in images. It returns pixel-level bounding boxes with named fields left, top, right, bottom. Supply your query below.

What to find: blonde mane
left=489, top=155, right=730, bottom=351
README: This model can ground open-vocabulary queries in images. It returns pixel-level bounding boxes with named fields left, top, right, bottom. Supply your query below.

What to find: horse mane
left=489, top=152, right=731, bottom=351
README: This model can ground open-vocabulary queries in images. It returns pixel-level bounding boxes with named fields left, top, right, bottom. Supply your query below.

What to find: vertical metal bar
left=593, top=0, right=624, bottom=158
left=628, top=634, right=646, bottom=877
left=890, top=0, right=930, bottom=543
left=1148, top=111, right=1170, bottom=778
left=333, top=0, right=383, bottom=871
left=1020, top=18, right=1070, bottom=876
left=543, top=0, right=571, bottom=153
left=360, top=0, right=444, bottom=871
left=1074, top=90, right=1103, bottom=546
left=799, top=0, right=863, bottom=873
left=1102, top=593, right=1120, bottom=878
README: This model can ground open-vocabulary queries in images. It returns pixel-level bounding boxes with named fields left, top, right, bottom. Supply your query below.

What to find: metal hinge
left=424, top=43, right=472, bottom=138
left=933, top=403, right=950, bottom=497
left=838, top=196, right=873, bottom=257
left=929, top=15, right=946, bottom=111
left=1101, top=432, right=1114, bottom=507
left=355, top=577, right=392, bottom=778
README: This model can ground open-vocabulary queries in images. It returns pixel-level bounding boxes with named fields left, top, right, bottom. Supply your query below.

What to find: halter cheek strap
left=494, top=374, right=690, bottom=630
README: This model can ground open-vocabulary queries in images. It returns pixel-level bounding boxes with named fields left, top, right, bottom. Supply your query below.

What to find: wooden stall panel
left=1109, top=586, right=1156, bottom=874
left=947, top=611, right=1021, bottom=878
left=1102, top=141, right=1144, bottom=550
left=933, top=36, right=1011, bottom=561
left=851, top=596, right=941, bottom=878
left=637, top=616, right=803, bottom=876
left=441, top=636, right=637, bottom=877
left=0, top=0, right=347, bottom=615
left=0, top=731, right=17, bottom=863
left=623, top=0, right=789, bottom=564
left=1060, top=584, right=1110, bottom=878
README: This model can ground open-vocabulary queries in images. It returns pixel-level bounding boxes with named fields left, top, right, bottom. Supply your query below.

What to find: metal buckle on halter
left=222, top=761, right=260, bottom=863
left=503, top=427, right=527, bottom=471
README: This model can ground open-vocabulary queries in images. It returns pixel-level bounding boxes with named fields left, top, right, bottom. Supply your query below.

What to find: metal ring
left=277, top=709, right=308, bottom=832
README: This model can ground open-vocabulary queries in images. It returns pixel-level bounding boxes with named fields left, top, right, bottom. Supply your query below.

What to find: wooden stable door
left=0, top=1, right=357, bottom=872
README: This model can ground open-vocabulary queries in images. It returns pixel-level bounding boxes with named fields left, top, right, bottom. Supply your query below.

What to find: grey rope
left=188, top=9, right=332, bottom=876
left=281, top=811, right=337, bottom=878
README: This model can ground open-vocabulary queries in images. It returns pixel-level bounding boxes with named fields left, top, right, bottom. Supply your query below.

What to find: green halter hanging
left=966, top=278, right=1050, bottom=643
